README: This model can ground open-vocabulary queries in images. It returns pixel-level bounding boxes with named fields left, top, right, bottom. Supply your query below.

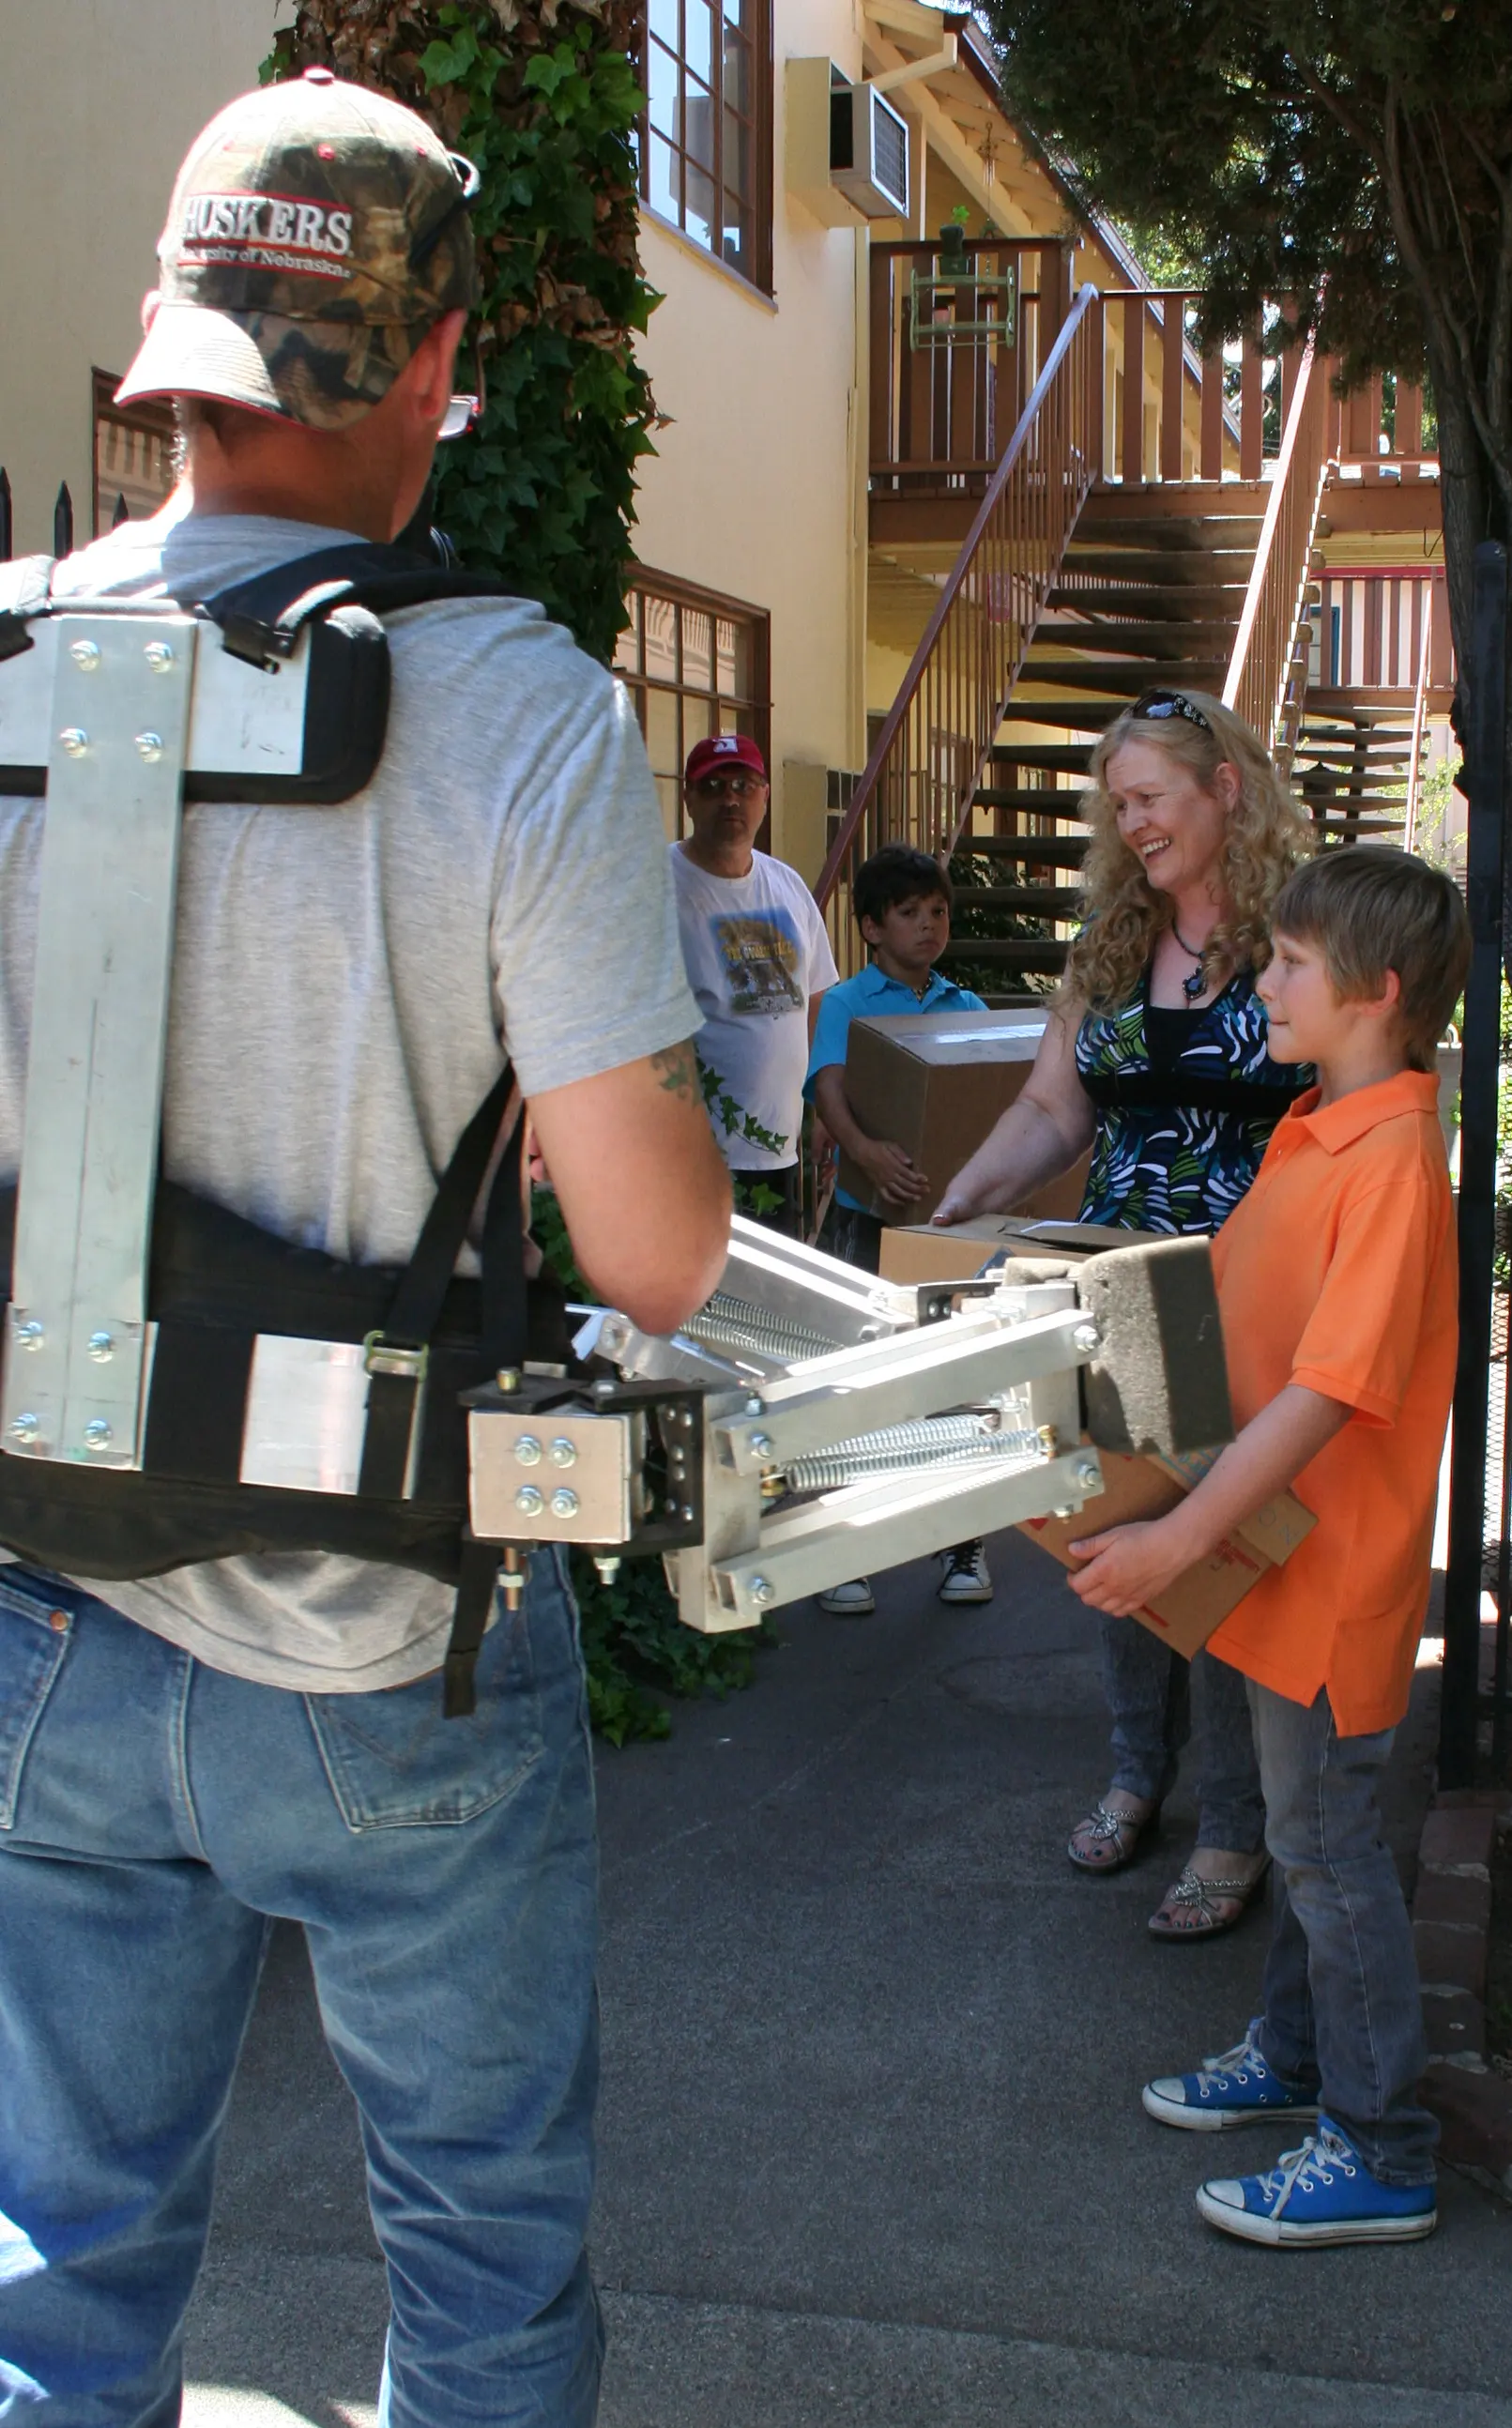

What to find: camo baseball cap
left=115, top=67, right=479, bottom=431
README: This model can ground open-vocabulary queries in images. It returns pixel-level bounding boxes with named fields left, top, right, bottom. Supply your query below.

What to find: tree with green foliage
left=978, top=0, right=1512, bottom=719
left=268, top=0, right=656, bottom=662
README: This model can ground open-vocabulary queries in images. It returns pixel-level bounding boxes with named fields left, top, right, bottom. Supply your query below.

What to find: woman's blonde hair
left=1063, top=691, right=1312, bottom=1015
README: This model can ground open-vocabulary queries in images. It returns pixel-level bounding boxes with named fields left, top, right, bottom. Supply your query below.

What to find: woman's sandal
left=1147, top=1856, right=1272, bottom=1941
left=1066, top=1795, right=1160, bottom=1873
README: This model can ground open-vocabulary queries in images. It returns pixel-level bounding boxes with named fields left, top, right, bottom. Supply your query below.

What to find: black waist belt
left=1079, top=1072, right=1309, bottom=1117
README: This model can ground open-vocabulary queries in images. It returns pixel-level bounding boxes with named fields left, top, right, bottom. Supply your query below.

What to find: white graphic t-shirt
left=669, top=846, right=838, bottom=1169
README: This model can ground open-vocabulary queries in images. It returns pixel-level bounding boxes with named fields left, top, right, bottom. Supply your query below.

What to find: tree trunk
left=1424, top=334, right=1491, bottom=742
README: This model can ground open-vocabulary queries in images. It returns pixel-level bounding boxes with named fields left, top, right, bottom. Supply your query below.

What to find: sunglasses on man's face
left=1130, top=688, right=1213, bottom=733
left=694, top=772, right=766, bottom=800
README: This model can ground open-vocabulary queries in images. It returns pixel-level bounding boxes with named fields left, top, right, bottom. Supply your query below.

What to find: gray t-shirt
left=0, top=507, right=697, bottom=1689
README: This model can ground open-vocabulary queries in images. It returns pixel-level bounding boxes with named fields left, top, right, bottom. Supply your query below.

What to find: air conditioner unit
left=830, top=81, right=909, bottom=221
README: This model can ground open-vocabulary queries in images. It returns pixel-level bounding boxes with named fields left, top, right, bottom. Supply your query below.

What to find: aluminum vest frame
left=0, top=542, right=568, bottom=1716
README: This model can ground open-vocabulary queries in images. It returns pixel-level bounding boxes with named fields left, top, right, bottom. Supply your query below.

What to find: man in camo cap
left=0, top=66, right=727, bottom=2428
left=116, top=65, right=480, bottom=429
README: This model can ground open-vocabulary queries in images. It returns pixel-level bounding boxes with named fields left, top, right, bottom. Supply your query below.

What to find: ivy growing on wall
left=267, top=0, right=658, bottom=663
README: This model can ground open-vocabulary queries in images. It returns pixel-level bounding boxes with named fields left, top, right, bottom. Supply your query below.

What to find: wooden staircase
left=821, top=289, right=1345, bottom=983
left=1291, top=691, right=1414, bottom=845
left=943, top=491, right=1267, bottom=988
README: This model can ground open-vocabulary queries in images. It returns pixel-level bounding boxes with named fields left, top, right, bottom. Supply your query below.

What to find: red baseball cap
left=685, top=732, right=767, bottom=786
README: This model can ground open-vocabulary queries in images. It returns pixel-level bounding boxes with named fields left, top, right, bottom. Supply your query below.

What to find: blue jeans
left=1100, top=1618, right=1264, bottom=1851
left=1246, top=1679, right=1436, bottom=2185
left=0, top=1557, right=602, bottom=2426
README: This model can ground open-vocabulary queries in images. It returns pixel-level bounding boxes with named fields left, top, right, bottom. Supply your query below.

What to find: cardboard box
left=837, top=1010, right=1088, bottom=1224
left=878, top=1215, right=1154, bottom=1288
left=1016, top=1447, right=1316, bottom=1657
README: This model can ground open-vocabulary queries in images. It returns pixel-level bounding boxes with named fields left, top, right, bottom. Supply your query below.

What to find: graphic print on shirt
left=1074, top=972, right=1310, bottom=1234
left=711, top=909, right=804, bottom=1017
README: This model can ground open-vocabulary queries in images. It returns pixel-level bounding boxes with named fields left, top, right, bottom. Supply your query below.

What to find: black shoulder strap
left=201, top=542, right=524, bottom=668
left=357, top=1068, right=523, bottom=1503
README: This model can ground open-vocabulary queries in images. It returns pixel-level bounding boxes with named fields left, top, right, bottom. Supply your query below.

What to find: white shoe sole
left=937, top=1582, right=993, bottom=1604
left=1143, top=2083, right=1321, bottom=2132
left=817, top=1592, right=875, bottom=1616
left=1195, top=2185, right=1437, bottom=2245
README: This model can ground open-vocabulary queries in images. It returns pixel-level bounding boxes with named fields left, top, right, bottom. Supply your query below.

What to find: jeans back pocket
left=0, top=1576, right=72, bottom=1830
left=305, top=1596, right=544, bottom=1831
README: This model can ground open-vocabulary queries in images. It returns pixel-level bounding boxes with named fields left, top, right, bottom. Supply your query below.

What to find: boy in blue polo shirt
left=805, top=843, right=989, bottom=1611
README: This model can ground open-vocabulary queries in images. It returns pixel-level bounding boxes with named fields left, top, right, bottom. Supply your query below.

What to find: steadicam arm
left=466, top=1216, right=1235, bottom=1631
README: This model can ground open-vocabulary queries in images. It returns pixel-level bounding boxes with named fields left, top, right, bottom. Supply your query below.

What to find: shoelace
left=1260, top=2129, right=1357, bottom=2215
left=1197, top=2036, right=1264, bottom=2093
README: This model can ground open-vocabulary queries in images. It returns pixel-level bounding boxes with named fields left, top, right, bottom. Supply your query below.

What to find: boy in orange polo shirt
left=1067, top=846, right=1470, bottom=2247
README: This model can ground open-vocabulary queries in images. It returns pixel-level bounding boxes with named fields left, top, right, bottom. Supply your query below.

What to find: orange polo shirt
left=1205, top=1070, right=1456, bottom=1735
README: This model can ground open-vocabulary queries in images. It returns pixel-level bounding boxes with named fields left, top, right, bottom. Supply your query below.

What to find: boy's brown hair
left=1270, top=845, right=1471, bottom=1071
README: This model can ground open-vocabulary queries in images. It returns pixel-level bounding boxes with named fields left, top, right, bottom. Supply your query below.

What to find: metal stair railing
left=816, top=284, right=1099, bottom=973
left=1221, top=334, right=1331, bottom=769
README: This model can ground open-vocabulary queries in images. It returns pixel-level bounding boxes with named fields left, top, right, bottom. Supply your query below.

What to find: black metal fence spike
left=0, top=466, right=11, bottom=562
left=112, top=492, right=129, bottom=529
left=53, top=481, right=73, bottom=558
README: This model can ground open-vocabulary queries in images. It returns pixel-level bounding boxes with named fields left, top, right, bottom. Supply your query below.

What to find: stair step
left=953, top=886, right=1084, bottom=915
left=985, top=743, right=1097, bottom=771
left=1296, top=755, right=1413, bottom=774
left=939, top=939, right=1070, bottom=971
left=1297, top=742, right=1413, bottom=758
left=999, top=700, right=1127, bottom=729
left=970, top=790, right=1089, bottom=818
left=1034, top=619, right=1240, bottom=655
left=1298, top=793, right=1410, bottom=810
left=1304, top=697, right=1421, bottom=723
left=1072, top=524, right=1271, bottom=556
left=1300, top=716, right=1416, bottom=732
left=1061, top=548, right=1256, bottom=584
left=1047, top=583, right=1251, bottom=615
left=1020, top=658, right=1228, bottom=695
left=1309, top=818, right=1408, bottom=836
left=957, top=833, right=1090, bottom=863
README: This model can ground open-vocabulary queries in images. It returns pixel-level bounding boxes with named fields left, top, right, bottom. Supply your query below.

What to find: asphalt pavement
left=182, top=1535, right=1511, bottom=2428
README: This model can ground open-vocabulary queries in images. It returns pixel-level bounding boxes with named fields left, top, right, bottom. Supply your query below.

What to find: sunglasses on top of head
left=1130, top=688, right=1213, bottom=733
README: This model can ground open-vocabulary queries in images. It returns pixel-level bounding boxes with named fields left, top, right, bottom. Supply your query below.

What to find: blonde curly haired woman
left=937, top=689, right=1312, bottom=1939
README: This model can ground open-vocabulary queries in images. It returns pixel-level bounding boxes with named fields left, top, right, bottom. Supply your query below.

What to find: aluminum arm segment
left=469, top=1216, right=1111, bottom=1633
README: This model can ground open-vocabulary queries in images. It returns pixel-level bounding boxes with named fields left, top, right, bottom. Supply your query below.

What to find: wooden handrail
left=1403, top=583, right=1434, bottom=852
left=1221, top=334, right=1331, bottom=755
left=817, top=283, right=1099, bottom=954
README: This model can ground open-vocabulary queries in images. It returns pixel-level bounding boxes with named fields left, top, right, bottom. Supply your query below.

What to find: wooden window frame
left=615, top=567, right=771, bottom=842
left=640, top=0, right=774, bottom=296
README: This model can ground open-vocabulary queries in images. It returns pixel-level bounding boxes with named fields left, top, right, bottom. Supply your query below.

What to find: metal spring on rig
left=784, top=1416, right=1046, bottom=1497
left=682, top=1291, right=839, bottom=1363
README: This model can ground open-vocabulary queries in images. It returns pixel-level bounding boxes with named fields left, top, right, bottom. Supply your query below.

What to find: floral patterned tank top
left=1075, top=967, right=1311, bottom=1235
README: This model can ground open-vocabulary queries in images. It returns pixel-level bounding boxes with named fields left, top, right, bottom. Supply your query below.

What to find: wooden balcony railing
left=869, top=237, right=1068, bottom=497
left=818, top=285, right=1099, bottom=970
left=1221, top=335, right=1333, bottom=762
left=869, top=261, right=1435, bottom=497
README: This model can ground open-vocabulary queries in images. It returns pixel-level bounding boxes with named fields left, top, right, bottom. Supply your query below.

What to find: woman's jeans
left=1100, top=1615, right=1265, bottom=1852
left=0, top=1555, right=602, bottom=2428
left=1247, top=1680, right=1436, bottom=2184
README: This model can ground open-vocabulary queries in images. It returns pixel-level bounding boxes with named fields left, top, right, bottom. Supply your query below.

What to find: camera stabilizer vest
left=0, top=542, right=549, bottom=1717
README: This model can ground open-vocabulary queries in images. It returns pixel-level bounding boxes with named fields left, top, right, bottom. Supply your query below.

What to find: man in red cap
left=670, top=733, right=837, bottom=1233
left=0, top=69, right=728, bottom=2427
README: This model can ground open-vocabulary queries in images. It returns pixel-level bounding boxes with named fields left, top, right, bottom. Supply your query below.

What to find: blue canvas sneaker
left=1197, top=2118, right=1438, bottom=2247
left=1142, top=2031, right=1320, bottom=2131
